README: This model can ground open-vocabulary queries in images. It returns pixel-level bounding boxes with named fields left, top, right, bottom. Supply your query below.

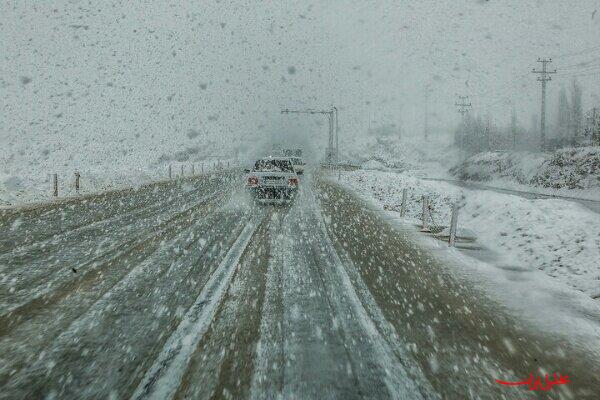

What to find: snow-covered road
left=0, top=171, right=598, bottom=399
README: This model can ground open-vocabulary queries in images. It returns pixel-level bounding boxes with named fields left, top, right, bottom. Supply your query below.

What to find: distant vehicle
left=282, top=148, right=302, bottom=158
left=289, top=156, right=305, bottom=175
left=245, top=157, right=299, bottom=201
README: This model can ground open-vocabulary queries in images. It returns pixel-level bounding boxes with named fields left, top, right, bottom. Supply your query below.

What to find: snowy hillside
left=449, top=146, right=600, bottom=197
left=531, top=146, right=600, bottom=190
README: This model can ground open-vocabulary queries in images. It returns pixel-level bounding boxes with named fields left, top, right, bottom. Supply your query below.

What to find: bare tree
left=570, top=79, right=583, bottom=141
left=556, top=86, right=570, bottom=140
left=584, top=107, right=600, bottom=145
left=511, top=106, right=517, bottom=149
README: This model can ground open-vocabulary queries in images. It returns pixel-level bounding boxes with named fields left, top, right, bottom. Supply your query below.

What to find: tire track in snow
left=0, top=183, right=224, bottom=285
left=0, top=176, right=225, bottom=260
left=0, top=196, right=233, bottom=396
left=0, top=174, right=231, bottom=255
left=0, top=189, right=226, bottom=334
left=249, top=211, right=286, bottom=399
left=131, top=212, right=263, bottom=400
left=173, top=206, right=274, bottom=399
left=308, top=185, right=430, bottom=399
left=250, top=181, right=429, bottom=399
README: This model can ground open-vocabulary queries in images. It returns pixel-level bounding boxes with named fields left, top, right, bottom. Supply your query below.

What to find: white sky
left=1, top=0, right=599, bottom=169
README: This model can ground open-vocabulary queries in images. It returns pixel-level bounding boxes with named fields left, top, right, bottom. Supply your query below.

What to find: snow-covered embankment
left=340, top=169, right=600, bottom=299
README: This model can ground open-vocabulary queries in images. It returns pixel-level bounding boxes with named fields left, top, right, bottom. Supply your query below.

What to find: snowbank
left=340, top=169, right=600, bottom=298
left=450, top=146, right=600, bottom=198
left=531, top=146, right=600, bottom=190
left=0, top=167, right=155, bottom=207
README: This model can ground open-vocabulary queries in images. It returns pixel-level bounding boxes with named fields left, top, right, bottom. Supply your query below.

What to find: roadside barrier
left=53, top=174, right=58, bottom=197
left=51, top=172, right=81, bottom=197
left=449, top=203, right=459, bottom=247
left=400, top=188, right=407, bottom=217
left=421, top=195, right=431, bottom=232
left=399, top=191, right=462, bottom=247
left=46, top=162, right=239, bottom=201
left=75, top=172, right=81, bottom=193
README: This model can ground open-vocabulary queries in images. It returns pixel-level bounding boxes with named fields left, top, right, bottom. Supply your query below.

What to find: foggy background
left=1, top=0, right=599, bottom=170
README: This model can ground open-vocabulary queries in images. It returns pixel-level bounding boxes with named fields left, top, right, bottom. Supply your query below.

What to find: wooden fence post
left=191, top=164, right=195, bottom=175
left=53, top=173, right=58, bottom=197
left=168, top=165, right=172, bottom=179
left=400, top=188, right=407, bottom=217
left=181, top=164, right=184, bottom=178
left=75, top=172, right=80, bottom=193
left=449, top=203, right=459, bottom=247
left=421, top=195, right=430, bottom=232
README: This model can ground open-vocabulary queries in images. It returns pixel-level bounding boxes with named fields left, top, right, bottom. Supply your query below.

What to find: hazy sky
left=1, top=0, right=599, bottom=170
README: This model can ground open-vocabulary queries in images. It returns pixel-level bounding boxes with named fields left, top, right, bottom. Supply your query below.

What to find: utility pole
left=281, top=107, right=338, bottom=166
left=334, top=106, right=339, bottom=165
left=532, top=58, right=556, bottom=150
left=511, top=104, right=517, bottom=150
left=455, top=96, right=472, bottom=153
left=586, top=107, right=600, bottom=145
left=424, top=89, right=430, bottom=141
left=484, top=115, right=490, bottom=151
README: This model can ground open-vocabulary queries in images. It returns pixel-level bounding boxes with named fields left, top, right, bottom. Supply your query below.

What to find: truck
left=281, top=148, right=302, bottom=158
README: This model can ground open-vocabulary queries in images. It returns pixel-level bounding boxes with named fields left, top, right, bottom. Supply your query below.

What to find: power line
left=557, top=64, right=600, bottom=75
left=453, top=53, right=599, bottom=126
left=557, top=70, right=600, bottom=78
left=469, top=71, right=532, bottom=99
left=558, top=56, right=600, bottom=71
left=550, top=44, right=600, bottom=60
left=560, top=62, right=600, bottom=71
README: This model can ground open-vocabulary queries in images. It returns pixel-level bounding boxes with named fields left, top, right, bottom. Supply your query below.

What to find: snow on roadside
left=0, top=161, right=231, bottom=208
left=0, top=167, right=156, bottom=207
left=448, top=147, right=600, bottom=200
left=340, top=169, right=600, bottom=298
